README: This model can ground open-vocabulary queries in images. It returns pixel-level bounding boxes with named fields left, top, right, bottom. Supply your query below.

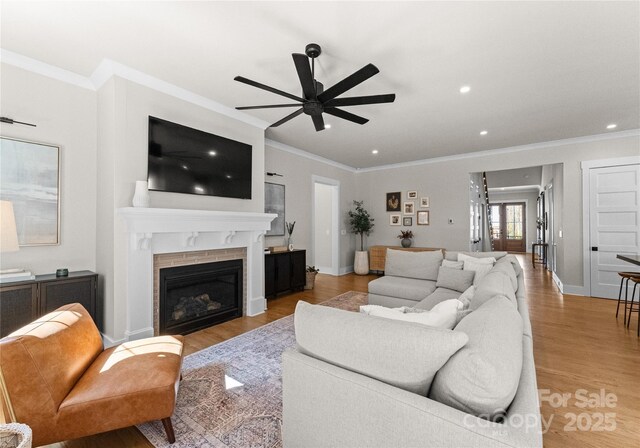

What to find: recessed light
left=182, top=165, right=188, bottom=170
left=372, top=149, right=379, bottom=154
left=325, top=124, right=331, bottom=129
left=459, top=85, right=471, bottom=94
left=480, top=130, right=488, bottom=136
left=208, top=150, right=217, bottom=156
left=194, top=186, right=204, bottom=192
left=226, top=174, right=232, bottom=179
left=606, top=123, right=617, bottom=130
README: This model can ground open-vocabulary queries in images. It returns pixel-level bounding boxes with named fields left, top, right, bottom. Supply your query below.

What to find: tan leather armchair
left=0, top=303, right=184, bottom=446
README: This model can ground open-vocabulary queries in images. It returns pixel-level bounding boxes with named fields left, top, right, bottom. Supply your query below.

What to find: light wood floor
left=48, top=255, right=639, bottom=447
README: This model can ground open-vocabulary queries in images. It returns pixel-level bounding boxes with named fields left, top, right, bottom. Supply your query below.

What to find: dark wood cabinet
left=0, top=271, right=99, bottom=338
left=264, top=250, right=306, bottom=298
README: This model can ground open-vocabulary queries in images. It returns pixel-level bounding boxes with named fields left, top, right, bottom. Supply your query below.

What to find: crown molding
left=265, top=138, right=357, bottom=173
left=354, top=129, right=640, bottom=173
left=1, top=48, right=270, bottom=129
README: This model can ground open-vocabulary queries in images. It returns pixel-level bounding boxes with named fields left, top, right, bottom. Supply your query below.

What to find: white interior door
left=312, top=176, right=340, bottom=276
left=589, top=164, right=640, bottom=299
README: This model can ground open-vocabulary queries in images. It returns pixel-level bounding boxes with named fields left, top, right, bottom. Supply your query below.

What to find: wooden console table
left=531, top=242, right=548, bottom=269
left=368, top=246, right=444, bottom=272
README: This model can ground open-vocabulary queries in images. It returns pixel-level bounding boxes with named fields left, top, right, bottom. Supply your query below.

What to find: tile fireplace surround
left=117, top=207, right=276, bottom=344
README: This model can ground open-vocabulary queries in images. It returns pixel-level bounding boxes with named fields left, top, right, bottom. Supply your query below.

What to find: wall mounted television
left=147, top=116, right=252, bottom=199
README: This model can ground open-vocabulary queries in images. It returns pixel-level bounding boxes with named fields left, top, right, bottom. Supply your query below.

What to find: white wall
left=357, top=134, right=640, bottom=290
left=314, top=183, right=333, bottom=269
left=0, top=64, right=97, bottom=274
left=264, top=145, right=357, bottom=273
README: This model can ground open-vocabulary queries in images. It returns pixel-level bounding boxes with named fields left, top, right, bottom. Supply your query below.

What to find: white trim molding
left=563, top=285, right=586, bottom=296
left=339, top=265, right=354, bottom=276
left=266, top=139, right=357, bottom=172
left=552, top=271, right=564, bottom=294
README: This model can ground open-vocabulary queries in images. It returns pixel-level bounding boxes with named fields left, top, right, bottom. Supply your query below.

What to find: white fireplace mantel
left=115, top=207, right=276, bottom=344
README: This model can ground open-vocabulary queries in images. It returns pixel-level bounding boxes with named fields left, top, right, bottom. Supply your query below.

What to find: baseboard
left=552, top=271, right=563, bottom=293
left=316, top=265, right=338, bottom=275
left=102, top=333, right=126, bottom=348
left=125, top=326, right=154, bottom=341
left=563, top=285, right=586, bottom=296
left=247, top=296, right=266, bottom=316
left=339, top=265, right=354, bottom=275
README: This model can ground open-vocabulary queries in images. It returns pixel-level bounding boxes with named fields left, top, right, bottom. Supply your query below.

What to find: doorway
left=489, top=202, right=526, bottom=252
left=312, top=176, right=340, bottom=276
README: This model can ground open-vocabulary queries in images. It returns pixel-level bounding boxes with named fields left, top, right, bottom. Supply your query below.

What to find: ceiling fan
left=234, top=43, right=396, bottom=131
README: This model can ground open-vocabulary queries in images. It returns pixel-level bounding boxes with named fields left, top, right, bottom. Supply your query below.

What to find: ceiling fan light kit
left=234, top=43, right=396, bottom=131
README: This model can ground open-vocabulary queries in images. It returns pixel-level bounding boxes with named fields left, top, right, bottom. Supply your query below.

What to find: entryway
left=489, top=202, right=526, bottom=252
left=312, top=176, right=340, bottom=276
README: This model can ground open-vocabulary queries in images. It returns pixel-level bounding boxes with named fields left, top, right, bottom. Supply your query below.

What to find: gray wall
left=357, top=135, right=639, bottom=290
left=1, top=64, right=97, bottom=274
left=264, top=145, right=357, bottom=273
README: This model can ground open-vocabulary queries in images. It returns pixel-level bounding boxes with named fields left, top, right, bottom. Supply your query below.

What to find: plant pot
left=354, top=250, right=370, bottom=275
left=305, top=271, right=317, bottom=290
left=401, top=238, right=412, bottom=248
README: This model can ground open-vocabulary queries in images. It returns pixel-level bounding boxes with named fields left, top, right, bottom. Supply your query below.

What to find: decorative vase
left=401, top=238, right=412, bottom=248
left=354, top=250, right=370, bottom=275
left=305, top=271, right=317, bottom=290
left=132, top=180, right=150, bottom=208
left=287, top=237, right=294, bottom=251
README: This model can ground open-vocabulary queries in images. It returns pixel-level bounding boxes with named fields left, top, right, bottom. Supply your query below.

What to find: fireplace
left=159, top=259, right=243, bottom=335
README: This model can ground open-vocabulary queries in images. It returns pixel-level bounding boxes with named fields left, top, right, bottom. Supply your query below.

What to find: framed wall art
left=389, top=214, right=401, bottom=225
left=403, top=201, right=415, bottom=215
left=417, top=210, right=430, bottom=225
left=264, top=182, right=285, bottom=236
left=420, top=197, right=430, bottom=208
left=0, top=137, right=60, bottom=246
left=403, top=217, right=413, bottom=226
left=407, top=191, right=417, bottom=199
left=386, top=192, right=401, bottom=211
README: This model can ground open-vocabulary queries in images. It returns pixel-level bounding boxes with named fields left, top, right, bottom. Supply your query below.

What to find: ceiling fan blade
left=324, top=107, right=369, bottom=125
left=324, top=94, right=395, bottom=108
left=236, top=104, right=302, bottom=110
left=270, top=108, right=304, bottom=127
left=234, top=76, right=304, bottom=102
left=312, top=114, right=325, bottom=132
left=317, top=63, right=380, bottom=102
left=292, top=53, right=316, bottom=100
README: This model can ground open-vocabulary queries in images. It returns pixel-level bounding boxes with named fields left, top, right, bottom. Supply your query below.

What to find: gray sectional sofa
left=282, top=249, right=542, bottom=448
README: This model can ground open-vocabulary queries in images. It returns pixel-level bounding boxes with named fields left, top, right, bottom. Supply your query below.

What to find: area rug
left=138, top=291, right=367, bottom=448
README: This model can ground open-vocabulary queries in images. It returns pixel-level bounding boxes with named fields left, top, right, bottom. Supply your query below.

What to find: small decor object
left=132, top=180, right=150, bottom=207
left=390, top=214, right=401, bottom=225
left=348, top=200, right=374, bottom=275
left=403, top=217, right=413, bottom=226
left=285, top=221, right=296, bottom=250
left=417, top=210, right=430, bottom=225
left=0, top=137, right=60, bottom=246
left=398, top=229, right=414, bottom=248
left=55, top=268, right=69, bottom=277
left=407, top=191, right=418, bottom=199
left=420, top=197, right=430, bottom=208
left=403, top=201, right=415, bottom=215
left=305, top=265, right=320, bottom=290
left=265, top=182, right=285, bottom=236
left=386, top=192, right=401, bottom=211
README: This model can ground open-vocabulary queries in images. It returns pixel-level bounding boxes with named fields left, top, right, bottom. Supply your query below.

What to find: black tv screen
left=147, top=116, right=252, bottom=199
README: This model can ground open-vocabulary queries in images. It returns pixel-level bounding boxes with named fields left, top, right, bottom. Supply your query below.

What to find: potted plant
left=398, top=229, right=414, bottom=248
left=348, top=200, right=374, bottom=275
left=305, top=265, right=320, bottom=290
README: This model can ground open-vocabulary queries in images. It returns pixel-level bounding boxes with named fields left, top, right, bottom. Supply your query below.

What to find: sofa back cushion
left=385, top=249, right=443, bottom=280
left=491, top=260, right=518, bottom=291
left=471, top=270, right=517, bottom=310
left=0, top=303, right=103, bottom=420
left=435, top=267, right=475, bottom=293
left=430, top=295, right=524, bottom=420
left=445, top=251, right=508, bottom=261
left=294, top=301, right=468, bottom=396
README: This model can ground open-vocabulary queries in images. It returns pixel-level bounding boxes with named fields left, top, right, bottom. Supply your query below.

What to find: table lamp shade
left=0, top=201, right=20, bottom=252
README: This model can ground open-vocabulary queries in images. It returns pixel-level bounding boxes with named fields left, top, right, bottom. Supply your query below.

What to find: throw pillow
left=436, top=267, right=475, bottom=293
left=385, top=249, right=443, bottom=281
left=457, top=285, right=475, bottom=308
left=360, top=299, right=464, bottom=330
left=442, top=260, right=464, bottom=270
left=295, top=301, right=468, bottom=396
left=458, top=253, right=496, bottom=286
left=430, top=295, right=523, bottom=421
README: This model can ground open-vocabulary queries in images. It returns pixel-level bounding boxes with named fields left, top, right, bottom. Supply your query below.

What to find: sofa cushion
left=430, top=295, right=524, bottom=420
left=385, top=249, right=443, bottom=281
left=294, top=301, right=468, bottom=396
left=436, top=267, right=475, bottom=293
left=445, top=251, right=508, bottom=261
left=414, top=287, right=462, bottom=310
left=470, top=270, right=517, bottom=310
left=491, top=260, right=518, bottom=291
left=495, top=254, right=522, bottom=280
left=442, top=260, right=463, bottom=270
left=368, top=276, right=436, bottom=301
left=360, top=299, right=464, bottom=330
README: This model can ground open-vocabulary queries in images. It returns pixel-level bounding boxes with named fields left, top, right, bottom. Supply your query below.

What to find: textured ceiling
left=2, top=1, right=639, bottom=168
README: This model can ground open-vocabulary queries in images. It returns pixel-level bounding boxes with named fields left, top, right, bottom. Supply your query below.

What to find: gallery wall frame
left=0, top=136, right=61, bottom=246
left=386, top=192, right=401, bottom=211
left=417, top=210, right=430, bottom=225
left=264, top=182, right=285, bottom=236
